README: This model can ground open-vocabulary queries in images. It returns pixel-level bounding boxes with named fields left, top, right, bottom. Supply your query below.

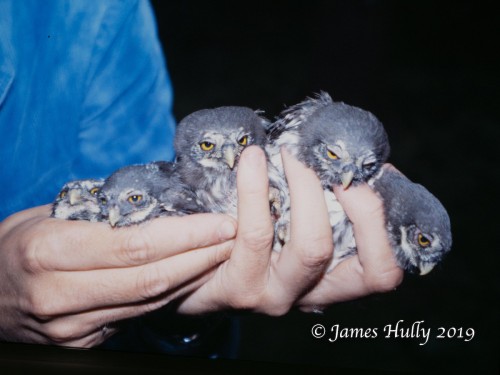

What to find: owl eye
left=59, top=190, right=68, bottom=199
left=238, top=135, right=248, bottom=146
left=363, top=161, right=376, bottom=169
left=90, top=187, right=100, bottom=196
left=128, top=195, right=143, bottom=204
left=200, top=141, right=215, bottom=151
left=327, top=149, right=339, bottom=160
left=418, top=233, right=431, bottom=248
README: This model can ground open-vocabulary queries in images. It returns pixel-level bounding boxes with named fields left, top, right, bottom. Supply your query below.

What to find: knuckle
left=44, top=322, right=80, bottom=345
left=239, top=226, right=274, bottom=251
left=262, top=304, right=291, bottom=317
left=25, top=291, right=58, bottom=320
left=18, top=231, right=48, bottom=273
left=136, top=265, right=170, bottom=300
left=295, top=236, right=334, bottom=269
left=120, top=230, right=155, bottom=266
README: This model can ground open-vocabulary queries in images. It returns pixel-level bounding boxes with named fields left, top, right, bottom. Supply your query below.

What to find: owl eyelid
left=128, top=194, right=143, bottom=204
left=200, top=141, right=215, bottom=151
left=326, top=148, right=340, bottom=160
left=417, top=232, right=432, bottom=247
left=238, top=135, right=249, bottom=145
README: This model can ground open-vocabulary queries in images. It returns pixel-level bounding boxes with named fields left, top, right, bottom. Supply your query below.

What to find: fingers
left=231, top=146, right=274, bottom=282
left=333, top=184, right=403, bottom=290
left=25, top=269, right=218, bottom=347
left=23, top=240, right=234, bottom=316
left=26, top=213, right=236, bottom=271
left=275, top=148, right=333, bottom=291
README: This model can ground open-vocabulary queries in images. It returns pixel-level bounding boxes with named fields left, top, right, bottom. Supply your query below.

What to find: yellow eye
left=59, top=190, right=68, bottom=199
left=90, top=187, right=99, bottom=196
left=200, top=141, right=214, bottom=151
left=327, top=149, right=339, bottom=160
left=238, top=135, right=248, bottom=146
left=418, top=233, right=431, bottom=247
left=128, top=195, right=143, bottom=204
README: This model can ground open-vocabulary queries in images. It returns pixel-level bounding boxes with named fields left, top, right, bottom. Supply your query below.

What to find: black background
left=1, top=1, right=497, bottom=374
left=150, top=0, right=498, bottom=373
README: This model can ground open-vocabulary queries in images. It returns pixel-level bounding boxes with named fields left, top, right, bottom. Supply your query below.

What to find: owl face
left=99, top=187, right=159, bottom=227
left=396, top=223, right=452, bottom=275
left=52, top=179, right=104, bottom=221
left=307, top=138, right=384, bottom=189
left=175, top=106, right=268, bottom=172
left=98, top=164, right=167, bottom=227
left=294, top=100, right=390, bottom=189
left=192, top=129, right=253, bottom=171
left=373, top=169, right=452, bottom=275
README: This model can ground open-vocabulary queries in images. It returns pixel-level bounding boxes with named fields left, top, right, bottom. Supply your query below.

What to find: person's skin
left=176, top=147, right=403, bottom=315
left=0, top=210, right=236, bottom=347
left=297, top=181, right=404, bottom=311
left=0, top=146, right=403, bottom=347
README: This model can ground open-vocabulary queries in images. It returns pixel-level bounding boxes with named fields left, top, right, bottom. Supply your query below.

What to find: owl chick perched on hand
left=174, top=106, right=287, bottom=220
left=370, top=168, right=452, bottom=275
left=51, top=178, right=104, bottom=222
left=98, top=161, right=204, bottom=227
left=268, top=91, right=390, bottom=262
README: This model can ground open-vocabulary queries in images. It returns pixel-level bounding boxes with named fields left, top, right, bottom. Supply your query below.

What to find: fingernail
left=242, top=146, right=265, bottom=166
left=219, top=220, right=237, bottom=240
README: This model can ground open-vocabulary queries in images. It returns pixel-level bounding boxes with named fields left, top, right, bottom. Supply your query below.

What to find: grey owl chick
left=369, top=168, right=452, bottom=275
left=174, top=106, right=287, bottom=221
left=267, top=91, right=390, bottom=263
left=51, top=179, right=104, bottom=222
left=98, top=161, right=204, bottom=227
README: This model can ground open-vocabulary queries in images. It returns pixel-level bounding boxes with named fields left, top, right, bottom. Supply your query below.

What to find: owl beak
left=69, top=190, right=81, bottom=205
left=419, top=262, right=436, bottom=276
left=223, top=147, right=236, bottom=169
left=108, top=206, right=121, bottom=228
left=341, top=170, right=355, bottom=189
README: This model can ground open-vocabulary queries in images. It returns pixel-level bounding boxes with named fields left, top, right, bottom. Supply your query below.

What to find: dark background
left=150, top=0, right=498, bottom=374
left=2, top=1, right=497, bottom=374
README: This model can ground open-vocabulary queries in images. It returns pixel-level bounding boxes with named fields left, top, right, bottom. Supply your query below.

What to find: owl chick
left=98, top=161, right=204, bottom=227
left=51, top=179, right=104, bottom=222
left=174, top=106, right=287, bottom=220
left=268, top=91, right=390, bottom=259
left=369, top=168, right=452, bottom=275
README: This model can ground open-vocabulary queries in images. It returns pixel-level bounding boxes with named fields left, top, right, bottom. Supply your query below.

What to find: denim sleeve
left=74, top=0, right=176, bottom=179
left=0, top=0, right=176, bottom=220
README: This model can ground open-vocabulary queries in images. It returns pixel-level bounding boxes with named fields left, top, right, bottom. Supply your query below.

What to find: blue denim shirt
left=0, top=0, right=176, bottom=220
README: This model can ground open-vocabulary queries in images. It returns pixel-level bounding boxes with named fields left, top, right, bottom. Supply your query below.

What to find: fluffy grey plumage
left=51, top=179, right=104, bottom=222
left=369, top=168, right=452, bottom=275
left=98, top=161, right=203, bottom=227
left=269, top=91, right=451, bottom=274
left=174, top=106, right=287, bottom=220
left=268, top=91, right=390, bottom=259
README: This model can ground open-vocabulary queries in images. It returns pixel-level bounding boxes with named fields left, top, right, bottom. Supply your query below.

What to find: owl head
left=174, top=106, right=269, bottom=172
left=275, top=92, right=390, bottom=189
left=52, top=179, right=104, bottom=221
left=98, top=162, right=200, bottom=227
left=372, top=169, right=452, bottom=275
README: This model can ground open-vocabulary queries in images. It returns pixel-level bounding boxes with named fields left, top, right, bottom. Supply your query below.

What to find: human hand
left=0, top=206, right=235, bottom=347
left=297, top=168, right=404, bottom=311
left=176, top=146, right=334, bottom=315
